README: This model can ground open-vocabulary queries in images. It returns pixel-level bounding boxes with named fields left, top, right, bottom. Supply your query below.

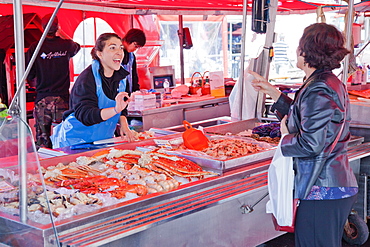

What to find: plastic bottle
left=163, top=79, right=170, bottom=94
left=356, top=67, right=363, bottom=85
left=351, top=66, right=363, bottom=85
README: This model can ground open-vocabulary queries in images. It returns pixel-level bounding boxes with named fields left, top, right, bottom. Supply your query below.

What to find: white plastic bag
left=266, top=140, right=294, bottom=226
left=229, top=60, right=258, bottom=120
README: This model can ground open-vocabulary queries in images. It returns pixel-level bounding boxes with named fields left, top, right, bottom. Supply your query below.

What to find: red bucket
left=182, top=120, right=209, bottom=151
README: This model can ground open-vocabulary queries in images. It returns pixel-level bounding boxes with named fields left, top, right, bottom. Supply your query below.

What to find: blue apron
left=51, top=60, right=126, bottom=148
left=122, top=52, right=134, bottom=92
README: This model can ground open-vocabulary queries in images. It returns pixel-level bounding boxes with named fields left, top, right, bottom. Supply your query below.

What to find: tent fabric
left=62, top=0, right=341, bottom=13
left=0, top=13, right=43, bottom=51
left=157, top=15, right=224, bottom=22
left=1, top=1, right=368, bottom=40
left=0, top=4, right=159, bottom=40
left=1, top=0, right=362, bottom=17
left=354, top=0, right=370, bottom=12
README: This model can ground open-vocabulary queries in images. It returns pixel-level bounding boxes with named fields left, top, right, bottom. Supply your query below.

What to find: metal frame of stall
left=4, top=0, right=367, bottom=246
left=1, top=119, right=370, bottom=246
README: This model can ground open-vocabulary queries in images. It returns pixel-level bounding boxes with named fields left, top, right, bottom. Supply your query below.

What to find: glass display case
left=0, top=115, right=60, bottom=246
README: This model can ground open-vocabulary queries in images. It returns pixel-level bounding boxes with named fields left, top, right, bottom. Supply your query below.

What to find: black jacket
left=272, top=69, right=358, bottom=199
left=26, top=36, right=80, bottom=103
left=122, top=50, right=140, bottom=92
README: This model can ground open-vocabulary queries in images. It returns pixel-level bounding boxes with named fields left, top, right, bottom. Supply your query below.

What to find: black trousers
left=295, top=195, right=357, bottom=247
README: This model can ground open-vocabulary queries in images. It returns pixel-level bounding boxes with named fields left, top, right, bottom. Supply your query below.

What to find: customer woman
left=250, top=23, right=358, bottom=247
left=51, top=33, right=136, bottom=148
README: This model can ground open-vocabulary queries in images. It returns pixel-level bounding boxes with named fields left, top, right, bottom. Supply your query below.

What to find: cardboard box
left=209, top=71, right=225, bottom=97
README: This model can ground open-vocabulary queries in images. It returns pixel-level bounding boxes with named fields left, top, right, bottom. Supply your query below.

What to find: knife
left=70, top=142, right=116, bottom=150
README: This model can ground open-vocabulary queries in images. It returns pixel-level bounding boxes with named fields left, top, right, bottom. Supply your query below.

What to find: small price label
left=154, top=139, right=172, bottom=148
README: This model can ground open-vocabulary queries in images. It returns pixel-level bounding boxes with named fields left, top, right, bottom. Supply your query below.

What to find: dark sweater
left=63, top=64, right=129, bottom=126
left=122, top=50, right=140, bottom=92
left=26, top=36, right=80, bottom=103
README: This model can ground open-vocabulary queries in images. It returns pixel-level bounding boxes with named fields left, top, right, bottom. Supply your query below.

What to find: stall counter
left=1, top=119, right=370, bottom=246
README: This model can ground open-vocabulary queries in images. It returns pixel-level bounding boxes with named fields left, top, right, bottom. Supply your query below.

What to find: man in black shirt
left=26, top=14, right=80, bottom=148
left=121, top=28, right=146, bottom=93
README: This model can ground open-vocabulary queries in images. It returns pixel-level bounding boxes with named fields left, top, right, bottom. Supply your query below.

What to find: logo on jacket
left=40, top=51, right=67, bottom=59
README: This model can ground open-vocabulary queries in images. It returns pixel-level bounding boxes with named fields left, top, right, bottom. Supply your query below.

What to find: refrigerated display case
left=1, top=119, right=370, bottom=246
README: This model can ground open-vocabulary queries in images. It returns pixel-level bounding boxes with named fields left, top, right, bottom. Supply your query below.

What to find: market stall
left=2, top=0, right=370, bottom=246
left=0, top=118, right=275, bottom=246
left=1, top=118, right=370, bottom=246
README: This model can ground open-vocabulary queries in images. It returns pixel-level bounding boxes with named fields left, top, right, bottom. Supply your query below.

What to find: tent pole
left=12, top=0, right=28, bottom=223
left=342, top=0, right=354, bottom=86
left=238, top=0, right=248, bottom=120
left=178, top=15, right=185, bottom=85
left=259, top=0, right=277, bottom=78
left=255, top=0, right=278, bottom=120
left=11, top=0, right=64, bottom=223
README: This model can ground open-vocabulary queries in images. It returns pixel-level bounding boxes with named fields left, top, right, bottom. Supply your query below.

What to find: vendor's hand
left=114, top=92, right=131, bottom=113
left=280, top=115, right=289, bottom=136
left=120, top=128, right=137, bottom=142
left=248, top=71, right=281, bottom=101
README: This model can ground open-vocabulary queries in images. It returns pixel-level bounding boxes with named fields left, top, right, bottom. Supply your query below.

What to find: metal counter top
left=128, top=96, right=229, bottom=116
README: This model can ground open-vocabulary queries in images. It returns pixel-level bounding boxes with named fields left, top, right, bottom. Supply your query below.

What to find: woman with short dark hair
left=250, top=23, right=358, bottom=247
left=51, top=33, right=136, bottom=148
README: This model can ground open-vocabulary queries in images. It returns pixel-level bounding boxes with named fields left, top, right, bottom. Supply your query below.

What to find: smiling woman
left=93, top=34, right=124, bottom=77
left=51, top=33, right=138, bottom=148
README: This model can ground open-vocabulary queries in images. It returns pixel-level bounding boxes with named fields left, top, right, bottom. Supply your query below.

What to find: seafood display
left=166, top=136, right=271, bottom=161
left=201, top=138, right=265, bottom=160
left=252, top=122, right=281, bottom=138
left=27, top=190, right=102, bottom=217
left=206, top=122, right=281, bottom=145
left=0, top=148, right=217, bottom=221
left=234, top=123, right=281, bottom=144
left=133, top=130, right=155, bottom=140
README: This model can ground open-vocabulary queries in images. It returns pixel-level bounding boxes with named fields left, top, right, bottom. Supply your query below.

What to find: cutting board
left=348, top=89, right=370, bottom=99
left=176, top=95, right=215, bottom=103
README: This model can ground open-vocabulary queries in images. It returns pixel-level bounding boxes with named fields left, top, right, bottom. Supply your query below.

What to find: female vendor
left=51, top=33, right=136, bottom=148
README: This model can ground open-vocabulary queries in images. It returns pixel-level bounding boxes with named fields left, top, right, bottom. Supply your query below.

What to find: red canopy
left=354, top=0, right=370, bottom=12
left=0, top=0, right=356, bottom=39
left=1, top=0, right=367, bottom=39
left=0, top=0, right=350, bottom=16
left=0, top=4, right=160, bottom=41
left=51, top=0, right=342, bottom=13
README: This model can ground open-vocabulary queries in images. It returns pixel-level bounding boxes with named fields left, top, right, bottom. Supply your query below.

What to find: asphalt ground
left=258, top=223, right=370, bottom=247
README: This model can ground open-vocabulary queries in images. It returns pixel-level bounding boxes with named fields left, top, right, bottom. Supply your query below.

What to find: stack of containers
left=133, top=93, right=156, bottom=111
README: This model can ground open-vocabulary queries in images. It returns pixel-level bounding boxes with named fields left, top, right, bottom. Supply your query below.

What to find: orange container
left=189, top=86, right=202, bottom=95
left=182, top=120, right=209, bottom=151
left=201, top=86, right=210, bottom=95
